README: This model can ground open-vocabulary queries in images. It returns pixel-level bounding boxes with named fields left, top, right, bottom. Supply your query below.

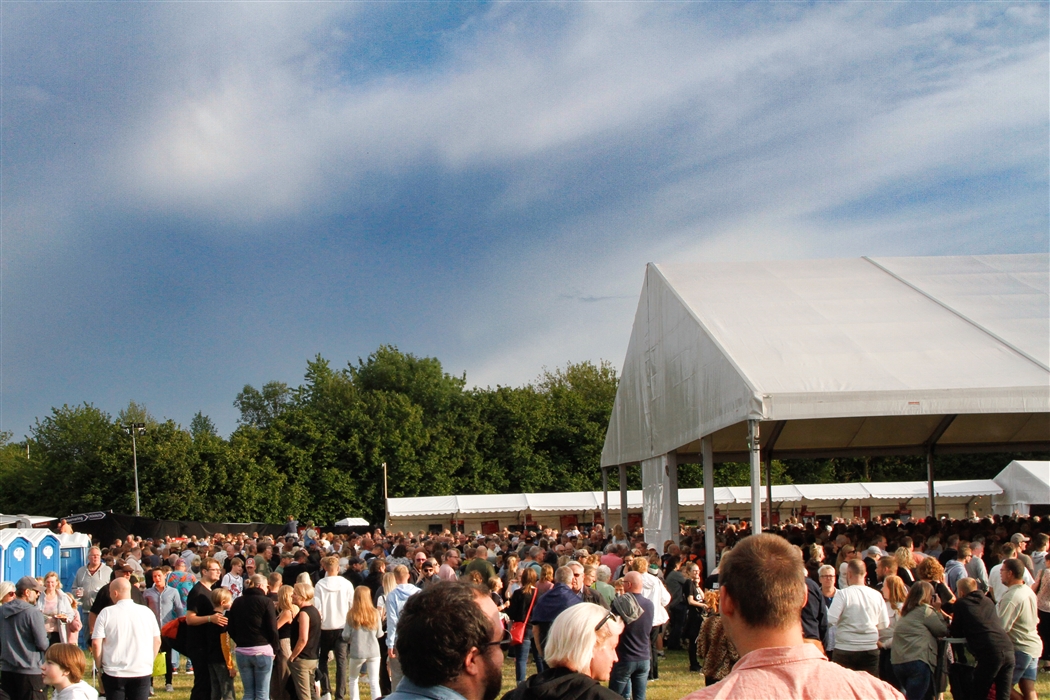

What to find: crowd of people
left=0, top=511, right=1047, bottom=700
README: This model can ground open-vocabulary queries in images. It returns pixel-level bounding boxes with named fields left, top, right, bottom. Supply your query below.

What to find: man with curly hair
left=385, top=582, right=505, bottom=700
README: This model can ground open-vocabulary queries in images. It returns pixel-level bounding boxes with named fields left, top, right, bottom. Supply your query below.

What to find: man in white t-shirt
left=91, top=578, right=161, bottom=700
left=314, top=556, right=354, bottom=700
left=989, top=543, right=1034, bottom=602
left=827, top=558, right=888, bottom=677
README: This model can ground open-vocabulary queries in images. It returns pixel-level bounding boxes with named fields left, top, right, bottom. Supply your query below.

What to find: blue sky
left=3, top=2, right=1047, bottom=438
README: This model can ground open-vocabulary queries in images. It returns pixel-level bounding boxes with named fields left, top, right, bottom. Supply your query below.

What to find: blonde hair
left=381, top=572, right=398, bottom=597
left=292, top=582, right=314, bottom=602
left=883, top=575, right=907, bottom=608
left=277, top=585, right=296, bottom=613
left=894, top=547, right=917, bottom=571
left=348, top=587, right=380, bottom=631
left=544, top=603, right=623, bottom=673
left=43, top=571, right=61, bottom=588
left=210, top=587, right=233, bottom=609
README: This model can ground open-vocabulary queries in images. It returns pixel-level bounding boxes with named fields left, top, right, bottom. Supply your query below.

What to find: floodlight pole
left=749, top=420, right=761, bottom=532
left=121, top=423, right=146, bottom=516
left=382, top=462, right=389, bottom=532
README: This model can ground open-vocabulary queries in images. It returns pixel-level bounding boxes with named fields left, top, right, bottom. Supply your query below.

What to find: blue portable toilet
left=34, top=533, right=61, bottom=578
left=57, top=533, right=90, bottom=591
left=2, top=535, right=32, bottom=582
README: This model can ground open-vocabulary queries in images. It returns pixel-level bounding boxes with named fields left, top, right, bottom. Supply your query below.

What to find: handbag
left=509, top=589, right=537, bottom=646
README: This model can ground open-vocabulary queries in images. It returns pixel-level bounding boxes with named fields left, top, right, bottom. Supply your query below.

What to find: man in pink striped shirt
left=680, top=534, right=902, bottom=700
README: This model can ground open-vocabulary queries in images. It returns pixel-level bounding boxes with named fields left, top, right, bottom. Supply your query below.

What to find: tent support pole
left=668, top=452, right=680, bottom=544
left=702, top=437, right=715, bottom=578
left=749, top=420, right=761, bottom=532
left=601, top=467, right=609, bottom=531
left=619, top=464, right=629, bottom=535
left=924, top=415, right=956, bottom=519
left=762, top=421, right=786, bottom=530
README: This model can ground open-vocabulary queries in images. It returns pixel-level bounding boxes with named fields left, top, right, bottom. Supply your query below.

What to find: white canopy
left=388, top=479, right=1000, bottom=517
left=992, top=460, right=1050, bottom=515
left=334, top=517, right=370, bottom=527
left=602, top=254, right=1050, bottom=466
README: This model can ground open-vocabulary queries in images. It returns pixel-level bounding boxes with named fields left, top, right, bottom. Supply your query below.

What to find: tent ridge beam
left=863, top=256, right=1050, bottom=372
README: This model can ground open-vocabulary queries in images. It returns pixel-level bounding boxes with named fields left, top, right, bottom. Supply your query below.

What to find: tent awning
left=602, top=255, right=1050, bottom=467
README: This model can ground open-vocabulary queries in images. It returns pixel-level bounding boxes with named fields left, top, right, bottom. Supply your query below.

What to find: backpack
left=161, top=616, right=191, bottom=656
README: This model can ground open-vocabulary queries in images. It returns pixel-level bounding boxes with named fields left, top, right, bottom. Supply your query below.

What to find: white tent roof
left=388, top=479, right=1001, bottom=517
left=602, top=254, right=1050, bottom=466
left=334, top=518, right=370, bottom=527
left=992, top=461, right=1050, bottom=512
left=0, top=515, right=56, bottom=529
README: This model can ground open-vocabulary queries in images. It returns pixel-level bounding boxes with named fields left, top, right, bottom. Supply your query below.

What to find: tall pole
left=749, top=420, right=761, bottom=533
left=131, top=430, right=140, bottom=517
left=601, top=466, right=609, bottom=531
left=702, top=437, right=715, bottom=578
left=383, top=462, right=389, bottom=532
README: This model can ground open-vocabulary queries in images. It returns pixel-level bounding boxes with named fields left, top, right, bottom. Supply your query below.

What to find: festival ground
left=94, top=651, right=1050, bottom=700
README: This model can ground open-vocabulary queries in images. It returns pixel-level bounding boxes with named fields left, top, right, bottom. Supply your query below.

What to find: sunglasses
left=485, top=626, right=512, bottom=652
left=594, top=611, right=619, bottom=632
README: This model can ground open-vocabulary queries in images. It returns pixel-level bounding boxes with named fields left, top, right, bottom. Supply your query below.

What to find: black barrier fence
left=66, top=512, right=291, bottom=544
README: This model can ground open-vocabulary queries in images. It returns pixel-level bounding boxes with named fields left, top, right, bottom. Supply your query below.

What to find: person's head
left=817, top=564, right=836, bottom=591
left=109, top=577, right=132, bottom=602
left=88, top=547, right=101, bottom=567
left=43, top=571, right=60, bottom=592
left=200, top=557, right=223, bottom=585
left=1010, top=533, right=1029, bottom=552
left=268, top=572, right=283, bottom=591
left=622, top=571, right=643, bottom=594
left=394, top=564, right=410, bottom=584
left=43, top=644, right=86, bottom=687
left=0, top=581, right=16, bottom=605
left=395, top=582, right=504, bottom=700
left=845, top=558, right=867, bottom=584
left=1001, top=558, right=1025, bottom=586
left=519, top=567, right=537, bottom=592
left=211, top=586, right=233, bottom=611
left=12, top=578, right=39, bottom=605
left=553, top=565, right=574, bottom=588
left=893, top=547, right=916, bottom=571
left=901, top=581, right=935, bottom=617
left=957, top=577, right=978, bottom=597
left=444, top=549, right=462, bottom=567
left=348, top=586, right=380, bottom=630
left=719, top=533, right=807, bottom=632
left=544, top=603, right=623, bottom=681
left=1032, top=533, right=1049, bottom=553
left=277, top=585, right=296, bottom=613
left=414, top=551, right=428, bottom=570
left=956, top=544, right=972, bottom=562
left=917, top=556, right=945, bottom=583
left=540, top=564, right=554, bottom=583
left=292, top=582, right=314, bottom=606
left=321, top=556, right=339, bottom=576
left=1000, top=542, right=1018, bottom=559
left=583, top=565, right=597, bottom=588
left=566, top=562, right=585, bottom=592
left=882, top=575, right=907, bottom=607
left=151, top=569, right=166, bottom=590
left=246, top=574, right=268, bottom=594
left=174, top=558, right=187, bottom=572
left=876, top=556, right=898, bottom=580
left=382, top=572, right=399, bottom=597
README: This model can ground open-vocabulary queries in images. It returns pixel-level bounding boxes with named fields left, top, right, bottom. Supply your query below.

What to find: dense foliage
left=0, top=346, right=1040, bottom=524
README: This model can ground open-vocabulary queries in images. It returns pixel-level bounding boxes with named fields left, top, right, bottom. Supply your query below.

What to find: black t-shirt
left=90, top=580, right=146, bottom=614
left=187, top=582, right=224, bottom=663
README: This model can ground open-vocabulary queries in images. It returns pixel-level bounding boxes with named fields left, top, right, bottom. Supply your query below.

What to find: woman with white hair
left=501, top=602, right=624, bottom=700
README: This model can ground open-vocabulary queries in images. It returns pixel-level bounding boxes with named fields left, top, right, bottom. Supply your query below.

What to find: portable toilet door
left=57, top=533, right=89, bottom=591
left=35, top=534, right=61, bottom=579
left=3, top=536, right=32, bottom=582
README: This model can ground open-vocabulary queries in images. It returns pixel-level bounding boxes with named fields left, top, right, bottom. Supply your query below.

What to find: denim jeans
left=513, top=632, right=545, bottom=684
left=892, top=660, right=931, bottom=700
left=235, top=653, right=274, bottom=700
left=609, top=659, right=649, bottom=700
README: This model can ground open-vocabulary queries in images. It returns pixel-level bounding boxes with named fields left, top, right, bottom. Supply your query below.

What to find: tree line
left=0, top=346, right=1038, bottom=525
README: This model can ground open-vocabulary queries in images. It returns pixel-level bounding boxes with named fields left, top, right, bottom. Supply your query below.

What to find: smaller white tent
left=334, top=518, right=370, bottom=527
left=992, top=461, right=1050, bottom=515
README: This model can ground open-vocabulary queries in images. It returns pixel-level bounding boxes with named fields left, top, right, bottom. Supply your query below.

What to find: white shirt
left=92, top=599, right=161, bottom=677
left=827, top=584, right=889, bottom=651
left=989, top=562, right=1034, bottom=602
left=640, top=572, right=671, bottom=626
left=314, top=575, right=355, bottom=630
left=221, top=573, right=244, bottom=600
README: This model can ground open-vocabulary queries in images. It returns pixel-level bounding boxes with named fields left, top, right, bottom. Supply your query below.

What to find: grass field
left=109, top=650, right=1050, bottom=700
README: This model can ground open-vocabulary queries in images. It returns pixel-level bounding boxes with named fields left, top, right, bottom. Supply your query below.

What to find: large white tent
left=601, top=254, right=1050, bottom=570
left=387, top=478, right=1001, bottom=533
left=992, top=460, right=1050, bottom=515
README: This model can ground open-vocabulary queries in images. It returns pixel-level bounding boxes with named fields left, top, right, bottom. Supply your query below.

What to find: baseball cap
left=15, top=576, right=42, bottom=593
left=1010, top=533, right=1030, bottom=544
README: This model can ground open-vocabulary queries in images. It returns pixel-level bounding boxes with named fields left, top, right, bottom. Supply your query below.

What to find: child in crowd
left=210, top=587, right=238, bottom=700
left=42, top=644, right=98, bottom=700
